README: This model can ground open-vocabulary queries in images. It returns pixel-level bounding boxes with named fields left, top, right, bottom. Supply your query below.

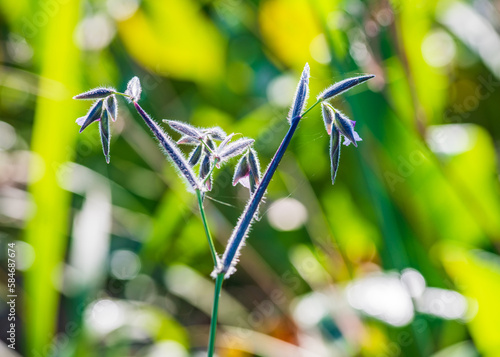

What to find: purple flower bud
left=125, top=76, right=142, bottom=102
left=321, top=102, right=334, bottom=135
left=188, top=144, right=203, bottom=166
left=334, top=111, right=362, bottom=147
left=78, top=99, right=104, bottom=133
left=287, top=63, right=310, bottom=124
left=330, top=127, right=341, bottom=184
left=99, top=106, right=111, bottom=163
left=73, top=87, right=115, bottom=100
left=106, top=95, right=118, bottom=122
left=165, top=120, right=202, bottom=140
left=232, top=155, right=250, bottom=188
left=203, top=127, right=227, bottom=141
left=218, top=138, right=254, bottom=162
left=317, top=74, right=375, bottom=101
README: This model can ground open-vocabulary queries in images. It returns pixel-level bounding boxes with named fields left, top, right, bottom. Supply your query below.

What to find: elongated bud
left=134, top=102, right=199, bottom=191
left=106, top=95, right=118, bottom=122
left=188, top=144, right=203, bottom=166
left=73, top=87, right=115, bottom=100
left=334, top=111, right=362, bottom=147
left=218, top=138, right=254, bottom=162
left=232, top=155, right=250, bottom=188
left=287, top=63, right=310, bottom=124
left=125, top=76, right=142, bottom=102
left=317, top=74, right=374, bottom=101
left=78, top=99, right=104, bottom=133
left=330, top=127, right=341, bottom=184
left=165, top=120, right=202, bottom=139
left=99, top=106, right=111, bottom=163
left=203, top=127, right=227, bottom=141
left=321, top=102, right=334, bottom=135
left=247, top=148, right=260, bottom=186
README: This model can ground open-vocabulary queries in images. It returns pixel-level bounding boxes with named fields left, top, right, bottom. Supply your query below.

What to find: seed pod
left=78, top=99, right=104, bottom=133
left=334, top=111, right=361, bottom=147
left=188, top=145, right=203, bottom=166
left=106, top=95, right=118, bottom=122
left=317, top=74, right=375, bottom=101
left=165, top=120, right=202, bottom=139
left=73, top=87, right=115, bottom=100
left=100, top=106, right=111, bottom=163
left=125, top=76, right=142, bottom=102
left=321, top=102, right=334, bottom=135
left=287, top=63, right=310, bottom=124
left=330, top=127, right=341, bottom=184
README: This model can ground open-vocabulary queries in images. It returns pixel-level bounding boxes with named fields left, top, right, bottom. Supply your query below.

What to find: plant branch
left=196, top=189, right=219, bottom=266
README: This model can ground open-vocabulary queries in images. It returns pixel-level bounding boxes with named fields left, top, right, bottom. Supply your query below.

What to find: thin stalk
left=208, top=273, right=224, bottom=357
left=202, top=158, right=219, bottom=186
left=220, top=100, right=321, bottom=274
left=196, top=189, right=218, bottom=266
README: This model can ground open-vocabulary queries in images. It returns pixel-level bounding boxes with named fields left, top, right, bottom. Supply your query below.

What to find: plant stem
left=208, top=273, right=224, bottom=357
left=196, top=189, right=218, bottom=266
left=220, top=100, right=322, bottom=274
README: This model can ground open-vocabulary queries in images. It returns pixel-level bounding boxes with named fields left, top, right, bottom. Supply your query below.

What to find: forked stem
left=196, top=189, right=218, bottom=266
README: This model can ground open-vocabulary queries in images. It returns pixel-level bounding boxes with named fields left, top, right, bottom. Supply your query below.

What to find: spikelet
left=134, top=102, right=199, bottom=191
left=73, top=87, right=116, bottom=100
left=287, top=63, right=310, bottom=124
left=317, top=74, right=375, bottom=101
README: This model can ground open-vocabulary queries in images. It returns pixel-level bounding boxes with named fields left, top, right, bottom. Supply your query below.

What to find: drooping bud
left=106, top=95, right=118, bottom=122
left=247, top=149, right=261, bottom=187
left=232, top=155, right=250, bottom=188
left=334, top=111, right=362, bottom=147
left=317, top=74, right=374, bottom=101
left=321, top=102, right=334, bottom=135
left=200, top=155, right=212, bottom=191
left=188, top=144, right=203, bottom=166
left=330, top=127, right=341, bottom=184
left=78, top=99, right=104, bottom=133
left=99, top=105, right=111, bottom=163
left=177, top=136, right=200, bottom=145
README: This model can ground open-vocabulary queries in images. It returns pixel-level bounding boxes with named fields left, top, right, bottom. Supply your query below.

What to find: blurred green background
left=1, top=0, right=500, bottom=356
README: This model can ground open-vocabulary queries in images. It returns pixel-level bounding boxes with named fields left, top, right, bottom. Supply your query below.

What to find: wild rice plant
left=73, top=65, right=373, bottom=356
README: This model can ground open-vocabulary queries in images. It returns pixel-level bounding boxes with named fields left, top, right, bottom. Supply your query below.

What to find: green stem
left=302, top=99, right=322, bottom=117
left=208, top=273, right=224, bottom=357
left=196, top=189, right=218, bottom=266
